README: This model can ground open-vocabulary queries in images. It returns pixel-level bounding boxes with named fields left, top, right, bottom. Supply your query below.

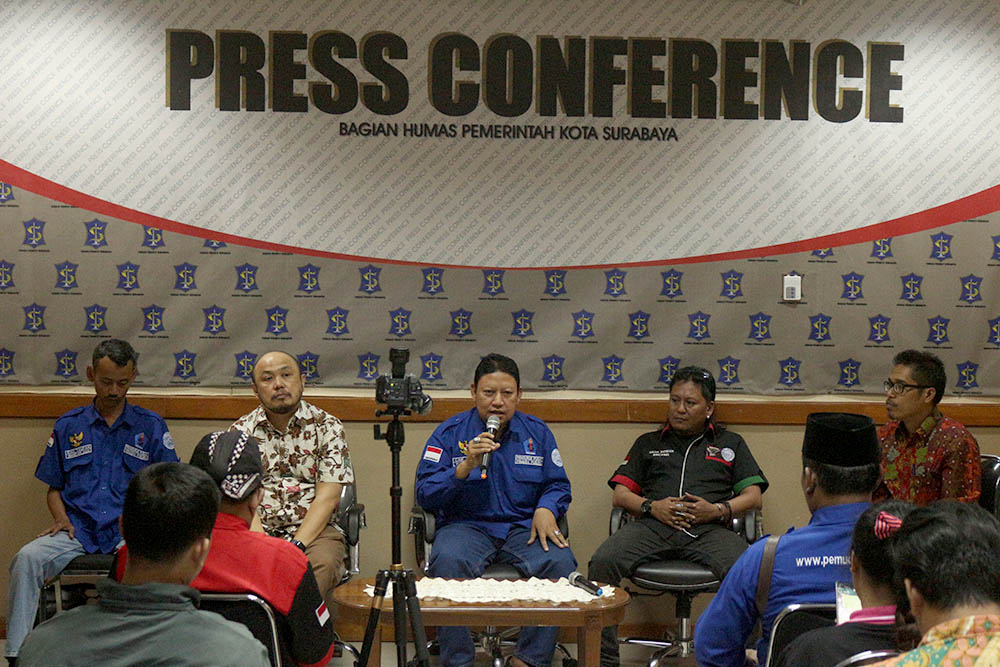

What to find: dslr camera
left=375, top=348, right=433, bottom=415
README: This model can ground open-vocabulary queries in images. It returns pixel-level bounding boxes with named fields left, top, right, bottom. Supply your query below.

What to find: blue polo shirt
left=35, top=401, right=177, bottom=553
left=415, top=409, right=571, bottom=539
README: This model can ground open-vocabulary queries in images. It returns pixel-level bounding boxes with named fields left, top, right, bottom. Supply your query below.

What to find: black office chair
left=612, top=507, right=762, bottom=666
left=333, top=473, right=366, bottom=660
left=37, top=552, right=115, bottom=623
left=200, top=592, right=286, bottom=666
left=980, top=455, right=1000, bottom=518
left=409, top=504, right=574, bottom=667
left=763, top=603, right=837, bottom=667
left=832, top=649, right=900, bottom=667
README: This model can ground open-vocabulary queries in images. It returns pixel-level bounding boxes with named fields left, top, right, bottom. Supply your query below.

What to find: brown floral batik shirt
left=231, top=400, right=354, bottom=537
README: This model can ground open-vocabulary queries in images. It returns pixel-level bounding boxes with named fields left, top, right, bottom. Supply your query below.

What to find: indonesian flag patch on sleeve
left=423, top=445, right=443, bottom=463
left=316, top=601, right=330, bottom=625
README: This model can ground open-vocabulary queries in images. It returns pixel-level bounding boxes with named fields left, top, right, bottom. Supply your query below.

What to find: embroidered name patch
left=649, top=449, right=674, bottom=457
left=124, top=444, right=150, bottom=461
left=65, top=444, right=92, bottom=459
left=514, top=454, right=543, bottom=466
left=423, top=445, right=442, bottom=463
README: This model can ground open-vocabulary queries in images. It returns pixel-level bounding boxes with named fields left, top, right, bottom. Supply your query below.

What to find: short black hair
left=122, top=463, right=220, bottom=563
left=892, top=350, right=946, bottom=405
left=892, top=501, right=1000, bottom=614
left=669, top=366, right=716, bottom=402
left=92, top=339, right=137, bottom=368
left=474, top=353, right=520, bottom=389
left=802, top=457, right=881, bottom=496
left=852, top=500, right=915, bottom=588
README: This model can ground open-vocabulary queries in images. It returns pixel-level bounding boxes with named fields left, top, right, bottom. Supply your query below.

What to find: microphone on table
left=568, top=572, right=604, bottom=597
left=480, top=415, right=501, bottom=480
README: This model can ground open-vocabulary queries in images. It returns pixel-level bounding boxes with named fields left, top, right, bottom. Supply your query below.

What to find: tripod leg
left=391, top=571, right=410, bottom=665
left=357, top=570, right=389, bottom=666
left=402, top=570, right=430, bottom=667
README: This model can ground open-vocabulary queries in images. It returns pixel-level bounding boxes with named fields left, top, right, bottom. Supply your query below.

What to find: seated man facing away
left=695, top=412, right=882, bottom=667
left=774, top=500, right=916, bottom=667
left=869, top=502, right=1000, bottom=666
left=114, top=431, right=335, bottom=667
left=415, top=353, right=576, bottom=667
left=18, top=462, right=269, bottom=667
left=587, top=366, right=768, bottom=667
left=5, top=339, right=178, bottom=665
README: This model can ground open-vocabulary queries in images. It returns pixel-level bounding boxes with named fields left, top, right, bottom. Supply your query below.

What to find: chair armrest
left=556, top=513, right=569, bottom=538
left=610, top=507, right=630, bottom=535
left=341, top=503, right=365, bottom=547
left=408, top=506, right=436, bottom=570
left=732, top=508, right=763, bottom=543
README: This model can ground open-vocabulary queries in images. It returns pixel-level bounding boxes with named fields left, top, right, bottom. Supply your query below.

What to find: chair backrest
left=199, top=592, right=286, bottom=667
left=832, top=649, right=901, bottom=667
left=335, top=459, right=365, bottom=581
left=980, top=455, right=1000, bottom=518
left=764, top=603, right=837, bottom=667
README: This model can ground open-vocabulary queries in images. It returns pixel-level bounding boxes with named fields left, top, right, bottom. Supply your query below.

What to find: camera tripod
left=356, top=409, right=430, bottom=667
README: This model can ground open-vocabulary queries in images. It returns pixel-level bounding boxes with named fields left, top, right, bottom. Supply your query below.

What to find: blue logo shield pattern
left=720, top=270, right=743, bottom=299
left=449, top=309, right=472, bottom=337
left=628, top=311, right=651, bottom=340
left=235, top=263, right=258, bottom=293
left=173, top=263, right=197, bottom=292
left=871, top=238, right=892, bottom=259
left=930, top=232, right=953, bottom=261
left=359, top=265, right=382, bottom=294
left=389, top=308, right=412, bottom=337
left=687, top=311, right=710, bottom=341
left=84, top=304, right=108, bottom=333
left=602, top=355, right=624, bottom=384
left=779, top=357, right=802, bottom=386
left=660, top=269, right=683, bottom=298
left=959, top=274, right=983, bottom=304
left=142, top=305, right=166, bottom=334
left=868, top=314, right=891, bottom=343
left=55, top=349, right=78, bottom=378
left=23, top=219, right=45, bottom=248
left=542, top=355, right=565, bottom=383
left=511, top=309, right=534, bottom=338
left=571, top=310, right=595, bottom=339
left=482, top=270, right=505, bottom=296
left=298, top=264, right=321, bottom=293
left=837, top=359, right=861, bottom=388
left=0, top=182, right=14, bottom=203
left=234, top=351, right=257, bottom=380
left=357, top=352, right=380, bottom=381
left=900, top=273, right=922, bottom=302
left=544, top=270, right=567, bottom=296
left=658, top=356, right=682, bottom=384
left=811, top=248, right=833, bottom=258
left=988, top=317, right=1000, bottom=347
left=298, top=352, right=319, bottom=381
left=748, top=312, right=771, bottom=341
left=421, top=267, right=444, bottom=295
left=265, top=306, right=289, bottom=335
left=0, top=260, right=14, bottom=290
left=83, top=220, right=108, bottom=248
left=927, top=316, right=949, bottom=345
left=718, top=356, right=740, bottom=385
left=808, top=313, right=832, bottom=342
left=326, top=307, right=350, bottom=336
left=604, top=269, right=626, bottom=297
left=23, top=304, right=45, bottom=332
left=55, top=261, right=79, bottom=290
left=204, top=239, right=227, bottom=250
left=117, top=262, right=140, bottom=291
left=993, top=235, right=1000, bottom=262
left=0, top=348, right=14, bottom=377
left=420, top=353, right=443, bottom=382
left=841, top=272, right=864, bottom=301
left=142, top=227, right=165, bottom=249
left=203, top=306, right=226, bottom=335
left=173, top=350, right=196, bottom=379
left=956, top=361, right=978, bottom=390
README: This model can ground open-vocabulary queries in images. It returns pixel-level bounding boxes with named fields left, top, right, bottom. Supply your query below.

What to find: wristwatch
left=289, top=538, right=307, bottom=552
left=640, top=499, right=653, bottom=517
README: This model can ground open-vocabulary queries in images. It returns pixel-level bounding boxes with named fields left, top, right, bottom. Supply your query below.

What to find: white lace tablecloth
left=363, top=577, right=614, bottom=604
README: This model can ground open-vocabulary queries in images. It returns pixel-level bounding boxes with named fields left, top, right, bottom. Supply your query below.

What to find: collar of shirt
left=252, top=400, right=310, bottom=434
left=847, top=605, right=896, bottom=625
left=896, top=409, right=942, bottom=440
left=923, top=614, right=1000, bottom=644
left=84, top=400, right=133, bottom=429
left=808, top=502, right=872, bottom=527
left=659, top=421, right=715, bottom=444
left=214, top=511, right=252, bottom=532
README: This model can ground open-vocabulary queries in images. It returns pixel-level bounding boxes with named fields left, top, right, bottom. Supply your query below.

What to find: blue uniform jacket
left=415, top=409, right=570, bottom=539
left=34, top=401, right=177, bottom=553
left=694, top=502, right=870, bottom=667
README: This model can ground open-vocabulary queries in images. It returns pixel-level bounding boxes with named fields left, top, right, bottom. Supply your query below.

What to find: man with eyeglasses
left=875, top=350, right=980, bottom=506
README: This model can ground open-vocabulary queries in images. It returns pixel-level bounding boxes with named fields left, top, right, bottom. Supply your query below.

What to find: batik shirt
left=871, top=615, right=1000, bottom=666
left=876, top=410, right=980, bottom=506
left=231, top=400, right=353, bottom=538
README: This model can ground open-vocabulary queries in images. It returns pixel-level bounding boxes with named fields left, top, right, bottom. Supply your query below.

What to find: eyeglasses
left=883, top=379, right=930, bottom=395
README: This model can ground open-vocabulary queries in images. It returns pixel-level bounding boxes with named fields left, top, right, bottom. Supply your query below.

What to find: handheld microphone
left=480, top=415, right=501, bottom=480
left=568, top=572, right=604, bottom=597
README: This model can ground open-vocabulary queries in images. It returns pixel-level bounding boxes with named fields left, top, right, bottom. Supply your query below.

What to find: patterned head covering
left=190, top=431, right=262, bottom=501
